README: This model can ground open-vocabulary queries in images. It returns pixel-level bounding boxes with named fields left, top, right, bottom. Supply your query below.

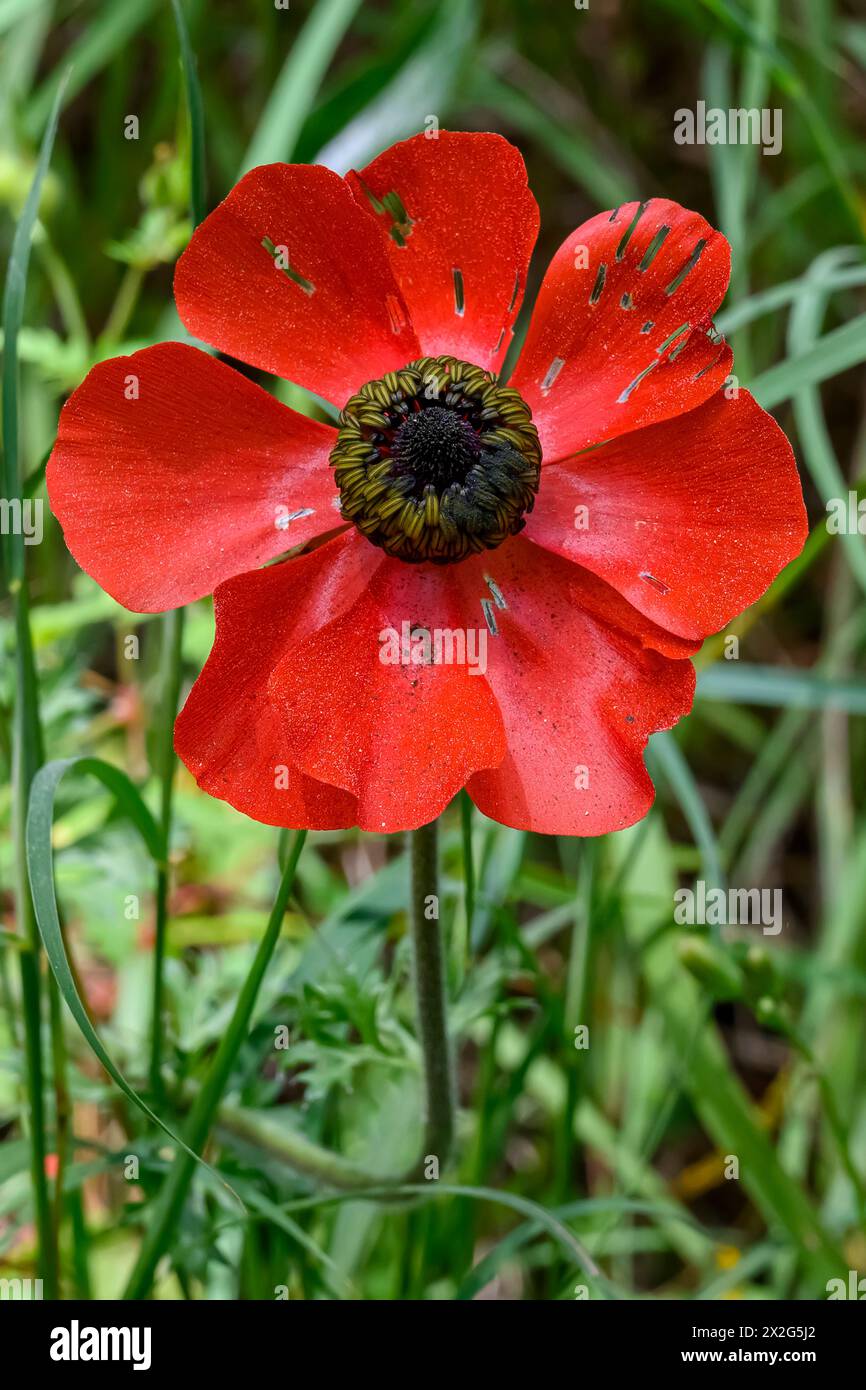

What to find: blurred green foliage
left=2, top=0, right=866, bottom=1300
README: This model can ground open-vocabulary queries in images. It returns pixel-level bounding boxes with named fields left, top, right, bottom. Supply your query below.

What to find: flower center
left=330, top=355, right=542, bottom=565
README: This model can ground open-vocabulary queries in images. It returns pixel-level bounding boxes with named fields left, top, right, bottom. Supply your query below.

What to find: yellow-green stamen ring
left=330, top=355, right=542, bottom=565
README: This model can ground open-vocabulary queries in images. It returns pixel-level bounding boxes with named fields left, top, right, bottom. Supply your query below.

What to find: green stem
left=0, top=939, right=16, bottom=1046
left=459, top=790, right=475, bottom=962
left=17, top=939, right=54, bottom=1291
left=124, top=830, right=307, bottom=1300
left=47, top=981, right=67, bottom=1235
left=46, top=965, right=91, bottom=1297
left=99, top=265, right=144, bottom=349
left=409, top=818, right=454, bottom=1172
left=11, top=588, right=57, bottom=1297
left=555, top=838, right=596, bottom=1203
left=215, top=1101, right=386, bottom=1189
left=148, top=606, right=185, bottom=1101
left=35, top=229, right=90, bottom=348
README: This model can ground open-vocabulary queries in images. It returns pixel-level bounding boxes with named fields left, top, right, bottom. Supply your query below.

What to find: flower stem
left=409, top=817, right=454, bottom=1172
left=124, top=829, right=307, bottom=1301
left=148, top=606, right=185, bottom=1102
left=555, top=837, right=597, bottom=1202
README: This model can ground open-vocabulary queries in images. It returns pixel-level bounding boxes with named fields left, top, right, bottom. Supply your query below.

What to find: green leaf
left=25, top=757, right=239, bottom=1201
left=787, top=249, right=866, bottom=600
left=697, top=664, right=866, bottom=713
left=716, top=263, right=866, bottom=337
left=751, top=311, right=866, bottom=410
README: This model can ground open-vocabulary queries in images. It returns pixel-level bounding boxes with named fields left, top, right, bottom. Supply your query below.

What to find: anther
left=330, top=355, right=541, bottom=565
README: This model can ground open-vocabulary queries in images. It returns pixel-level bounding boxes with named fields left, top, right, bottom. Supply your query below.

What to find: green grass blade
left=697, top=664, right=866, bottom=713
left=35, top=756, right=162, bottom=856
left=239, top=0, right=362, bottom=174
left=25, top=757, right=240, bottom=1199
left=273, top=1181, right=616, bottom=1296
left=171, top=0, right=206, bottom=227
left=648, top=732, right=725, bottom=889
left=787, top=249, right=866, bottom=599
left=751, top=312, right=866, bottom=409
left=2, top=71, right=68, bottom=583
left=0, top=0, right=46, bottom=36
left=454, top=1195, right=707, bottom=1300
left=716, top=263, right=866, bottom=337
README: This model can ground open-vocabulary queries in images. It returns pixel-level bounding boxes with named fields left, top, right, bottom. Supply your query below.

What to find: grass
left=1, top=0, right=866, bottom=1302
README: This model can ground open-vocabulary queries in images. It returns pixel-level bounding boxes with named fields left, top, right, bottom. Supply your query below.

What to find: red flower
left=47, top=132, right=807, bottom=835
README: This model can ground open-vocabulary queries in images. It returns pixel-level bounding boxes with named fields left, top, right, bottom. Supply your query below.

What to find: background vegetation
left=2, top=0, right=866, bottom=1300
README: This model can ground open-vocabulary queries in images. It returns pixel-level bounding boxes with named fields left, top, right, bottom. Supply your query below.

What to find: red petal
left=454, top=539, right=696, bottom=836
left=175, top=533, right=366, bottom=830
left=509, top=199, right=732, bottom=461
left=174, top=163, right=420, bottom=405
left=175, top=531, right=507, bottom=833
left=347, top=132, right=539, bottom=374
left=270, top=544, right=507, bottom=832
left=47, top=344, right=341, bottom=612
left=525, top=389, right=808, bottom=641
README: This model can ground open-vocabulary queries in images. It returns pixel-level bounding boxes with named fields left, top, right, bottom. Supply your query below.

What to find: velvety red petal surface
left=175, top=531, right=507, bottom=833
left=47, top=344, right=341, bottom=613
left=524, top=389, right=808, bottom=641
left=270, top=539, right=507, bottom=831
left=175, top=533, right=366, bottom=829
left=509, top=198, right=733, bottom=462
left=173, top=163, right=420, bottom=405
left=453, top=538, right=697, bottom=836
left=347, top=132, right=539, bottom=375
